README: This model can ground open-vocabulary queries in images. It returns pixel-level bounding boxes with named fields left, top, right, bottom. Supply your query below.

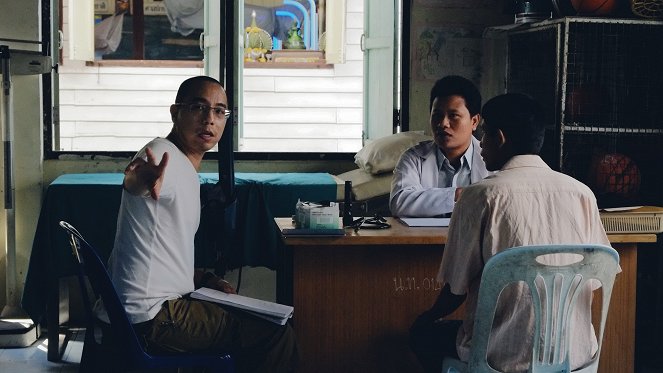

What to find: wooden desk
left=275, top=217, right=656, bottom=373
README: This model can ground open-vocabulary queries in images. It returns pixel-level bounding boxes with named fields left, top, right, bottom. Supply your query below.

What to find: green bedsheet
left=22, top=172, right=337, bottom=324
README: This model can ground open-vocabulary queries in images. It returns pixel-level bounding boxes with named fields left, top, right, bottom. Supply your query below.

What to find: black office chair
left=59, top=220, right=235, bottom=372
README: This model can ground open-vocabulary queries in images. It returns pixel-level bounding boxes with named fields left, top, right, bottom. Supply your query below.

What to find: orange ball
left=588, top=153, right=641, bottom=198
left=570, top=0, right=619, bottom=15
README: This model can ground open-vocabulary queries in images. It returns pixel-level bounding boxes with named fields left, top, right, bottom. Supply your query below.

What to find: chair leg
left=79, top=332, right=98, bottom=372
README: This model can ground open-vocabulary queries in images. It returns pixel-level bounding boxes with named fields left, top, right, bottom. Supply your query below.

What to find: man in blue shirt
left=389, top=75, right=490, bottom=217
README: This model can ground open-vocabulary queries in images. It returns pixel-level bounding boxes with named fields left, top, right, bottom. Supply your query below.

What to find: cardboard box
left=295, top=201, right=340, bottom=229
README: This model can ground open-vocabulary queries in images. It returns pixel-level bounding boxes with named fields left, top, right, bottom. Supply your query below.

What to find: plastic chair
left=59, top=220, right=235, bottom=372
left=442, top=244, right=620, bottom=373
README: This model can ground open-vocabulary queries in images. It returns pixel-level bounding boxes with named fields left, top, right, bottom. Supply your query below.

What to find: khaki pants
left=141, top=297, right=298, bottom=373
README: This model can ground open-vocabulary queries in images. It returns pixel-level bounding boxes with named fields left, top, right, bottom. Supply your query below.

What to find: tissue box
left=295, top=201, right=340, bottom=229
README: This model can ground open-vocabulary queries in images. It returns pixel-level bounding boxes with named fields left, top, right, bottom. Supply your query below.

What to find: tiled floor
left=9, top=267, right=659, bottom=372
left=0, top=267, right=274, bottom=373
left=3, top=326, right=663, bottom=372
left=0, top=328, right=82, bottom=373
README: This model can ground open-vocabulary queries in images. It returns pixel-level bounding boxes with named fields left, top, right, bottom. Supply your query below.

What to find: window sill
left=46, top=150, right=355, bottom=161
left=244, top=61, right=333, bottom=69
left=84, top=59, right=332, bottom=69
left=244, top=50, right=331, bottom=69
left=85, top=60, right=204, bottom=68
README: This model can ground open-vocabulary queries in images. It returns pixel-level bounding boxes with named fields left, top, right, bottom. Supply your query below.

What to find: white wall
left=57, top=64, right=203, bottom=150
left=407, top=1, right=511, bottom=133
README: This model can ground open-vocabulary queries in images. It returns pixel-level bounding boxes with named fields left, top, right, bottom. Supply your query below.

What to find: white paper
left=601, top=206, right=643, bottom=212
left=398, top=218, right=450, bottom=227
left=191, top=287, right=293, bottom=325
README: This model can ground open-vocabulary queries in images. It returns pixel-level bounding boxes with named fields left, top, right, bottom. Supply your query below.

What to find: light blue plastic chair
left=442, top=244, right=620, bottom=373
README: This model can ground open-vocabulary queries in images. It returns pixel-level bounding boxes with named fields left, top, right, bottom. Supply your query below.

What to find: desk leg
left=598, top=243, right=636, bottom=373
left=277, top=241, right=293, bottom=305
left=47, top=278, right=70, bottom=362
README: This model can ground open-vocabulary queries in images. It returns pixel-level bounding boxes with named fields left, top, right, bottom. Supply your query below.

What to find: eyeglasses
left=175, top=103, right=231, bottom=119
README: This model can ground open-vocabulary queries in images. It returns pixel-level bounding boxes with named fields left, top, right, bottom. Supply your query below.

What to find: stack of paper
left=191, top=287, right=294, bottom=325
left=397, top=217, right=450, bottom=227
left=282, top=228, right=345, bottom=236
left=599, top=206, right=663, bottom=233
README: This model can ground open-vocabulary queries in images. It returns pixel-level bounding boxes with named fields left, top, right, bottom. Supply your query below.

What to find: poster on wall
left=413, top=26, right=482, bottom=82
left=144, top=0, right=168, bottom=16
left=94, top=0, right=115, bottom=14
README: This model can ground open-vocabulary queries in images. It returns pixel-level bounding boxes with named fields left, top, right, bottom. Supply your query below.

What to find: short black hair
left=481, top=93, right=546, bottom=155
left=175, top=76, right=224, bottom=103
left=429, top=75, right=481, bottom=116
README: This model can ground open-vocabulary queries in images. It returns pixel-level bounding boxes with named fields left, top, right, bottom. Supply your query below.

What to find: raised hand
left=123, top=147, right=169, bottom=200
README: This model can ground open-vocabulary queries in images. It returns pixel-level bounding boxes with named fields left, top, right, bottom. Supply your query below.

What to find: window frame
left=42, top=0, right=410, bottom=161
left=90, top=0, right=206, bottom=63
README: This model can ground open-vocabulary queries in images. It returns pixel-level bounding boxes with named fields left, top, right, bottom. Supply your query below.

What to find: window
left=48, top=0, right=403, bottom=156
left=94, top=0, right=204, bottom=61
left=234, top=0, right=368, bottom=152
left=52, top=0, right=209, bottom=153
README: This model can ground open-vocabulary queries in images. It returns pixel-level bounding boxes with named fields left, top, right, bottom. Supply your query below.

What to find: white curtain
left=94, top=13, right=125, bottom=54
left=164, top=0, right=205, bottom=36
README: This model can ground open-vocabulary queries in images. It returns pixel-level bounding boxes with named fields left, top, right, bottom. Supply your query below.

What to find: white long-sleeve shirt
left=389, top=136, right=490, bottom=217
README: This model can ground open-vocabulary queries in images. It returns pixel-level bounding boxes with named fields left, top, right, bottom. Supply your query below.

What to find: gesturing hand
left=213, top=278, right=237, bottom=294
left=124, top=147, right=169, bottom=200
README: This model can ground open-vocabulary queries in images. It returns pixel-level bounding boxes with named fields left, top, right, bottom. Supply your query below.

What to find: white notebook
left=191, top=287, right=294, bottom=325
left=398, top=217, right=451, bottom=227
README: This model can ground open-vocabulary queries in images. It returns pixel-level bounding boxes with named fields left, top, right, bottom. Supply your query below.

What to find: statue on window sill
left=283, top=22, right=305, bottom=50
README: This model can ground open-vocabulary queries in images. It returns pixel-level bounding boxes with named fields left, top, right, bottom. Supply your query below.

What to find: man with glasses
left=100, top=76, right=298, bottom=372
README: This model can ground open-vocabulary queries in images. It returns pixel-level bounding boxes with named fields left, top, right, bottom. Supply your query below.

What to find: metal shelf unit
left=506, top=17, right=663, bottom=207
left=506, top=20, right=663, bottom=369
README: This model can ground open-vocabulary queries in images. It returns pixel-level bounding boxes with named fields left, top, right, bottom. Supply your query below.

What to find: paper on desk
left=398, top=218, right=450, bottom=227
left=600, top=206, right=643, bottom=212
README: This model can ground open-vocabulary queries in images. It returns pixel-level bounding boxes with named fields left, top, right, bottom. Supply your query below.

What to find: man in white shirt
left=389, top=75, right=490, bottom=217
left=409, top=93, right=611, bottom=372
left=104, top=76, right=298, bottom=372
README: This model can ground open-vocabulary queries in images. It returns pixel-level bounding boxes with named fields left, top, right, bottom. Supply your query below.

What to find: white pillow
left=336, top=168, right=394, bottom=201
left=354, top=132, right=432, bottom=174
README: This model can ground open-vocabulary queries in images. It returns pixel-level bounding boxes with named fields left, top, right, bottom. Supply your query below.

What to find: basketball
left=570, top=0, right=619, bottom=15
left=587, top=152, right=641, bottom=199
left=565, top=85, right=611, bottom=124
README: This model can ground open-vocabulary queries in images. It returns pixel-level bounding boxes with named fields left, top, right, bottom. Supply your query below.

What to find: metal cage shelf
left=506, top=17, right=663, bottom=207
